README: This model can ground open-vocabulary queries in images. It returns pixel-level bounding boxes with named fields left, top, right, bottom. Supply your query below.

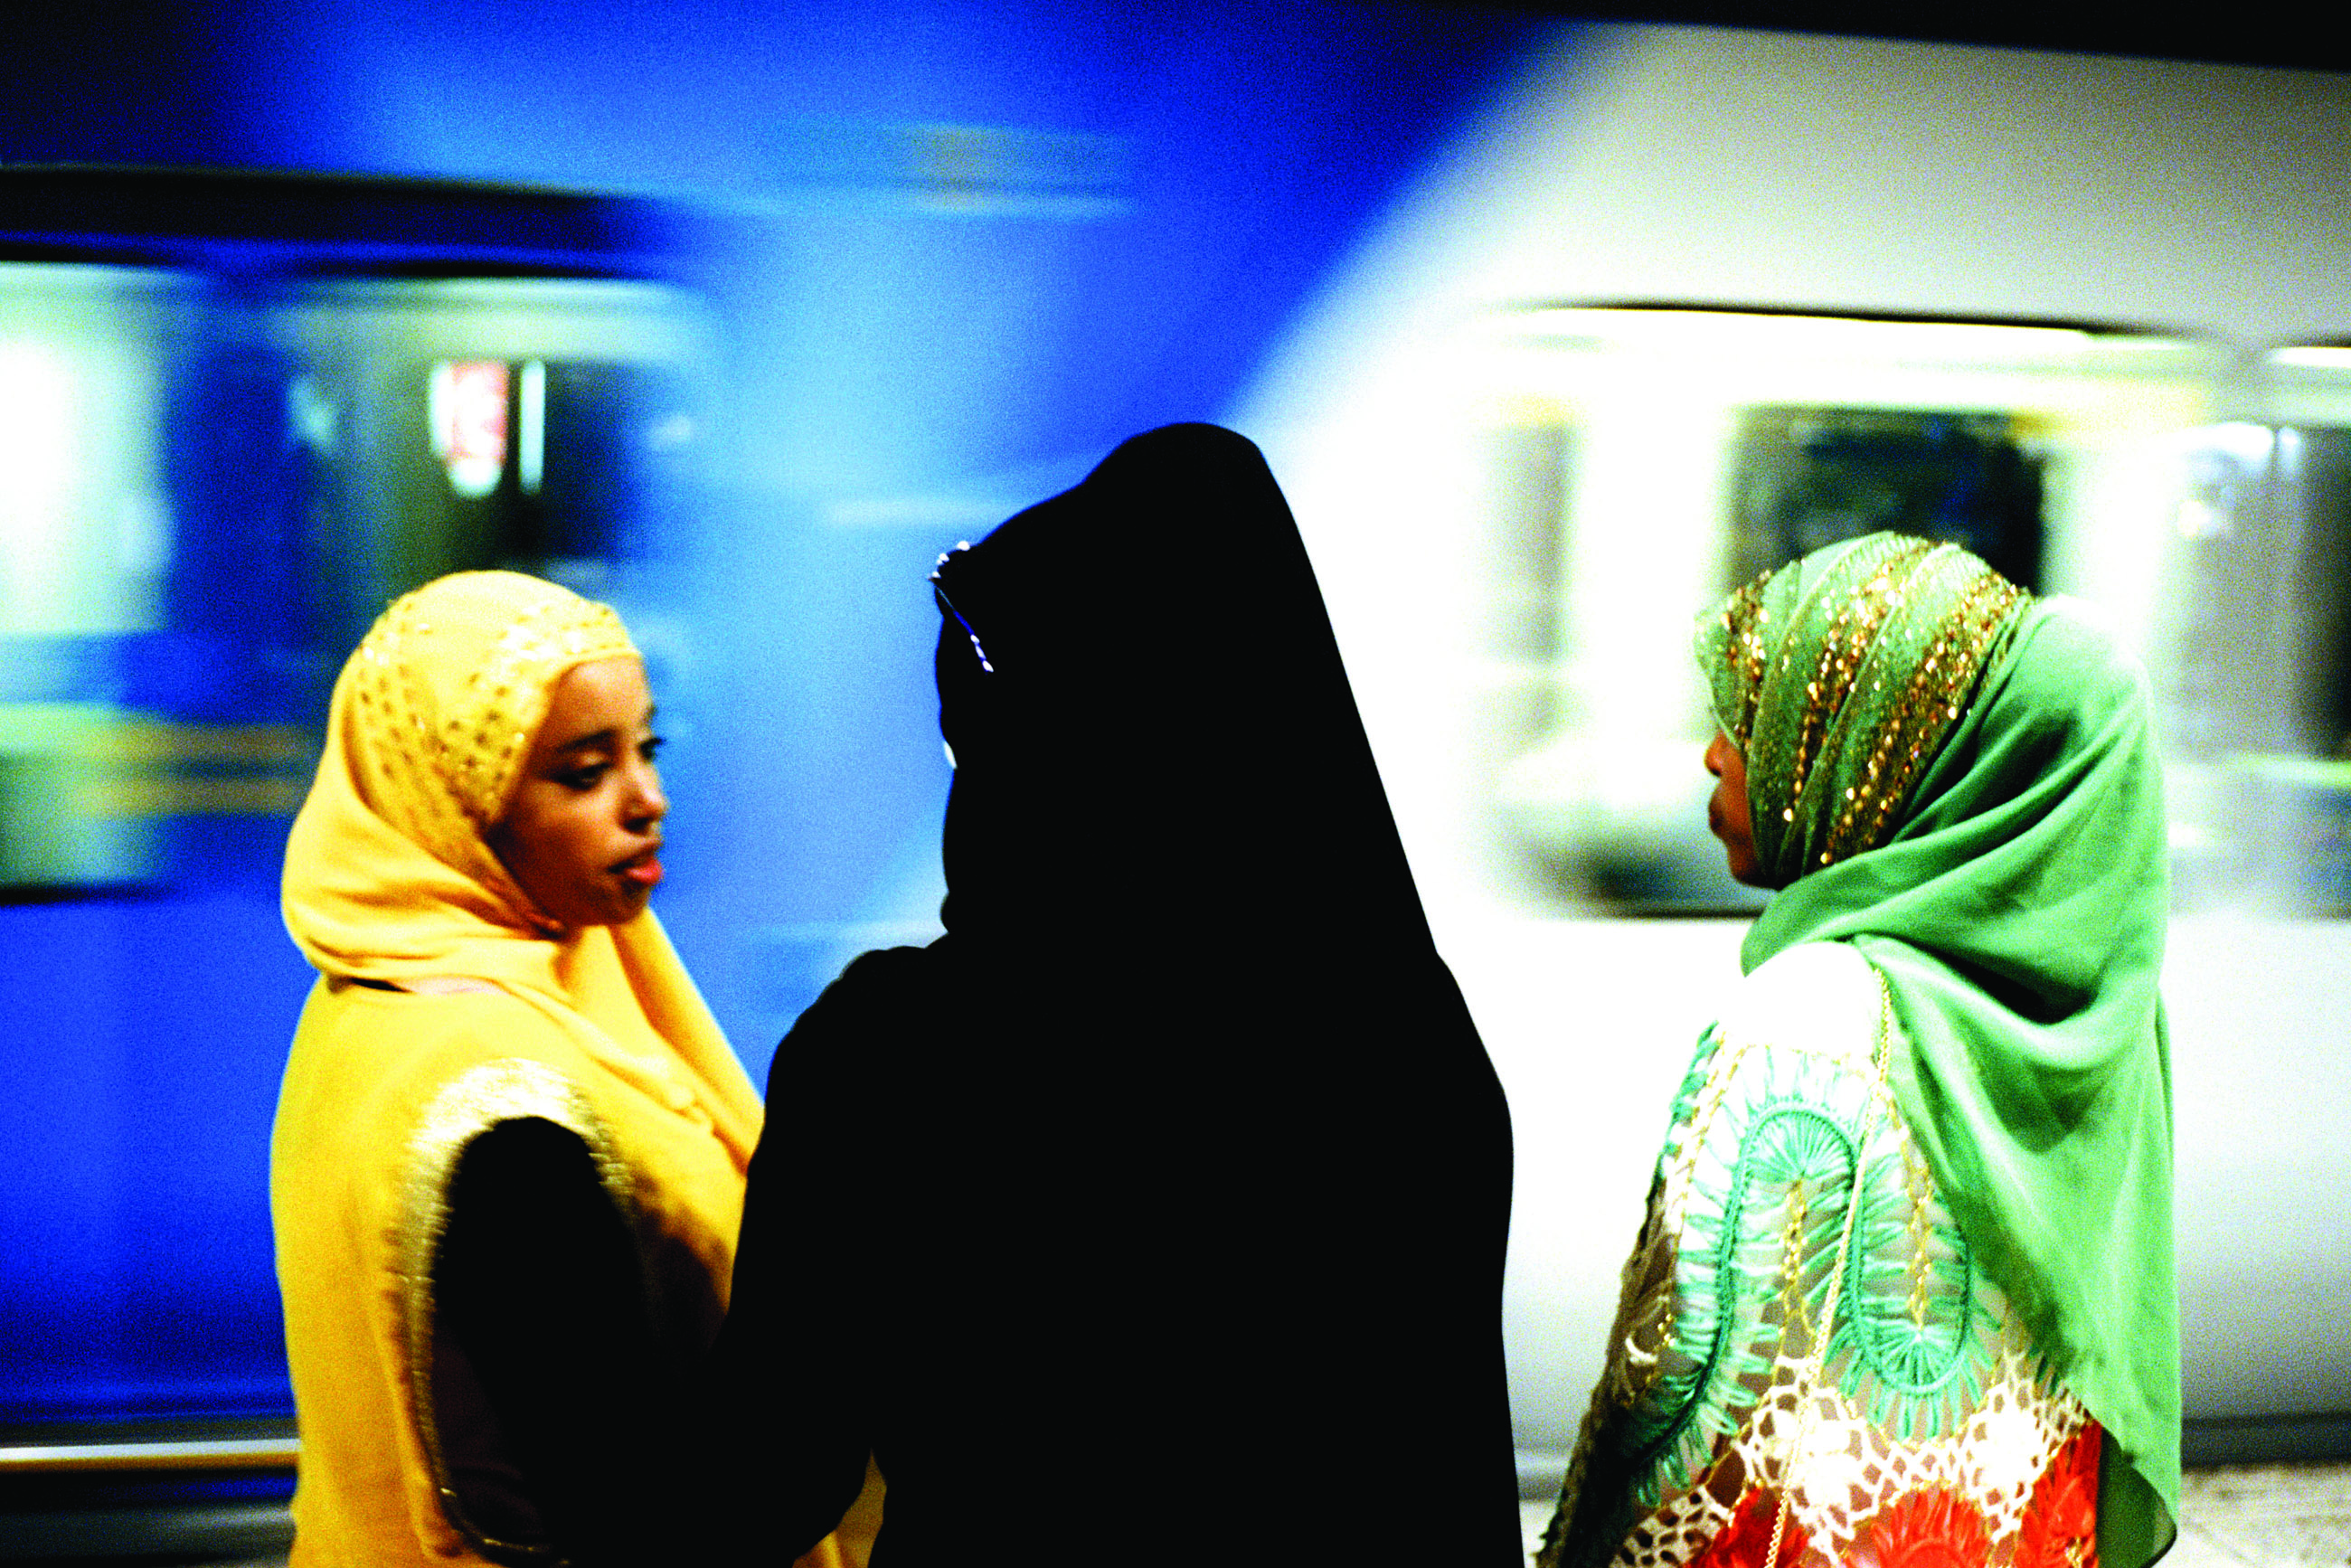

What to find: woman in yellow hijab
left=272, top=571, right=833, bottom=1568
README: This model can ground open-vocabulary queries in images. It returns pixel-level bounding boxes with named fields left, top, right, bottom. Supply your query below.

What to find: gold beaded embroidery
left=1830, top=569, right=2025, bottom=864
left=1713, top=571, right=1778, bottom=749
left=1784, top=541, right=1929, bottom=817
left=437, top=598, right=635, bottom=827
left=1711, top=534, right=2031, bottom=883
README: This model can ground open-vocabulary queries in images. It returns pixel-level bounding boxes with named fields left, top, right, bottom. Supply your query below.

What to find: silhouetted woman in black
left=701, top=423, right=1520, bottom=1565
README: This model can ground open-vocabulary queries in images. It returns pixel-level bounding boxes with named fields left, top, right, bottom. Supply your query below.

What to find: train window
left=430, top=358, right=513, bottom=498
left=1483, top=411, right=1570, bottom=734
left=415, top=355, right=695, bottom=579
left=1480, top=305, right=2214, bottom=914
left=2287, top=430, right=2351, bottom=765
left=2158, top=344, right=2351, bottom=912
left=1724, top=407, right=2046, bottom=594
left=272, top=278, right=713, bottom=654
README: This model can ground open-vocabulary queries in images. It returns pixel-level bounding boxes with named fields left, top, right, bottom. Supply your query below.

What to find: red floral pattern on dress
left=1853, top=1486, right=1991, bottom=1568
left=2012, top=1421, right=2101, bottom=1568
left=1692, top=1489, right=1810, bottom=1568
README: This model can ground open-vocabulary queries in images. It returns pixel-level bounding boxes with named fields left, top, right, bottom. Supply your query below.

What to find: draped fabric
left=701, top=424, right=1523, bottom=1565
left=273, top=571, right=768, bottom=1568
left=1695, top=537, right=2177, bottom=1567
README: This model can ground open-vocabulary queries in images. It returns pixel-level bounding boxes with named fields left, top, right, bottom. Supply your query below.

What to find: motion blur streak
left=0, top=0, right=1540, bottom=1432
left=3, top=7, right=2348, bottom=1481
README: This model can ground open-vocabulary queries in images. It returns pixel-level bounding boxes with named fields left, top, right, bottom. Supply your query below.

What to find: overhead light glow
left=2268, top=345, right=2351, bottom=371
left=518, top=360, right=545, bottom=496
left=2197, top=421, right=2276, bottom=465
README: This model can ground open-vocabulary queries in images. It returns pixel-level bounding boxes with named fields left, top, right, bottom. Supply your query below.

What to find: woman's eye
left=639, top=735, right=666, bottom=763
left=556, top=764, right=609, bottom=791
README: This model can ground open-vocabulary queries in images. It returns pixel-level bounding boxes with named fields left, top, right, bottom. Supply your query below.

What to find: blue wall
left=0, top=0, right=1546, bottom=1422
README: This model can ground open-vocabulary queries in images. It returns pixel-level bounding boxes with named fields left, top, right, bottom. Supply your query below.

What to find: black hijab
left=703, top=424, right=1519, bottom=1565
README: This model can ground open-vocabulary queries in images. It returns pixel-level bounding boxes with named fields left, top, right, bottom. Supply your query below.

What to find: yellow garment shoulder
left=272, top=979, right=629, bottom=1568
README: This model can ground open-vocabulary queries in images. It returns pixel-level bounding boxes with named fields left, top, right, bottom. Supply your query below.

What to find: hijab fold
left=1699, top=538, right=2178, bottom=1566
left=282, top=570, right=759, bottom=1164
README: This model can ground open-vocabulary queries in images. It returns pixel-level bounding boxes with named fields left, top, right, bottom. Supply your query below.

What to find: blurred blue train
left=3, top=9, right=2348, bottom=1553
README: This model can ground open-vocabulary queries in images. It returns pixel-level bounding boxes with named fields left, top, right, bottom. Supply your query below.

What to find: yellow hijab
left=281, top=570, right=760, bottom=1161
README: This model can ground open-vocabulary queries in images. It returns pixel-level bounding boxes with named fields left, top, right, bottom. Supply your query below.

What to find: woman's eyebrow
left=547, top=709, right=656, bottom=756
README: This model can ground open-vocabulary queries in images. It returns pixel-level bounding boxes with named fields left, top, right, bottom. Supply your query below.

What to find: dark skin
left=1704, top=728, right=1763, bottom=886
left=485, top=656, right=667, bottom=930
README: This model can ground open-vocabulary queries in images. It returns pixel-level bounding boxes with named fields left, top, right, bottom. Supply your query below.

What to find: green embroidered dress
left=1539, top=943, right=2103, bottom=1568
left=1539, top=536, right=2176, bottom=1568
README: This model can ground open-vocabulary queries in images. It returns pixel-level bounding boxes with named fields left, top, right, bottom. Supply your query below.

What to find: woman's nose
left=626, top=760, right=667, bottom=825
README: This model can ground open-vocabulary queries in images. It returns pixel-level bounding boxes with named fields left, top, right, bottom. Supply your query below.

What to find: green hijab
left=1697, top=534, right=2178, bottom=1568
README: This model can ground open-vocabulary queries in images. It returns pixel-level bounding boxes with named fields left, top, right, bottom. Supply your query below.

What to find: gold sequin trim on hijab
left=1697, top=534, right=2031, bottom=887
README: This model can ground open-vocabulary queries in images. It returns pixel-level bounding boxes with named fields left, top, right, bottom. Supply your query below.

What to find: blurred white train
left=1226, top=25, right=2351, bottom=1474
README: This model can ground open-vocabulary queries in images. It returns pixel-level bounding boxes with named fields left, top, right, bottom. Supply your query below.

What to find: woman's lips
left=614, top=849, right=664, bottom=888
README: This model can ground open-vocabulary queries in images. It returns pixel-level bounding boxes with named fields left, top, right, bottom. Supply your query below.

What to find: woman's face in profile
left=488, top=656, right=668, bottom=929
left=1704, top=729, right=1762, bottom=886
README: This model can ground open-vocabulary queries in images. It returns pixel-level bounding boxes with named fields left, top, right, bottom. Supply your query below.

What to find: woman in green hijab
left=1536, top=532, right=2176, bottom=1568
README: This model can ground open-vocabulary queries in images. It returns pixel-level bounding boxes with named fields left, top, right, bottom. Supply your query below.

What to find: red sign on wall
left=430, top=360, right=509, bottom=498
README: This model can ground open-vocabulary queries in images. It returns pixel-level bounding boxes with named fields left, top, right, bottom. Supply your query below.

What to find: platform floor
left=1514, top=1459, right=2351, bottom=1565
left=2167, top=1461, right=2351, bottom=1566
left=30, top=1459, right=2351, bottom=1566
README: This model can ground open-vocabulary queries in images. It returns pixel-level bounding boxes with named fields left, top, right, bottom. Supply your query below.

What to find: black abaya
left=702, top=424, right=1520, bottom=1565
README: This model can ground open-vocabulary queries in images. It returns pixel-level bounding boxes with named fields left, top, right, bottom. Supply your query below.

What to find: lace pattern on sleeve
left=1538, top=955, right=2098, bottom=1568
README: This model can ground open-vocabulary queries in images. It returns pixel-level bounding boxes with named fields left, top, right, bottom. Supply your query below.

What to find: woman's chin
left=1708, top=831, right=1763, bottom=888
